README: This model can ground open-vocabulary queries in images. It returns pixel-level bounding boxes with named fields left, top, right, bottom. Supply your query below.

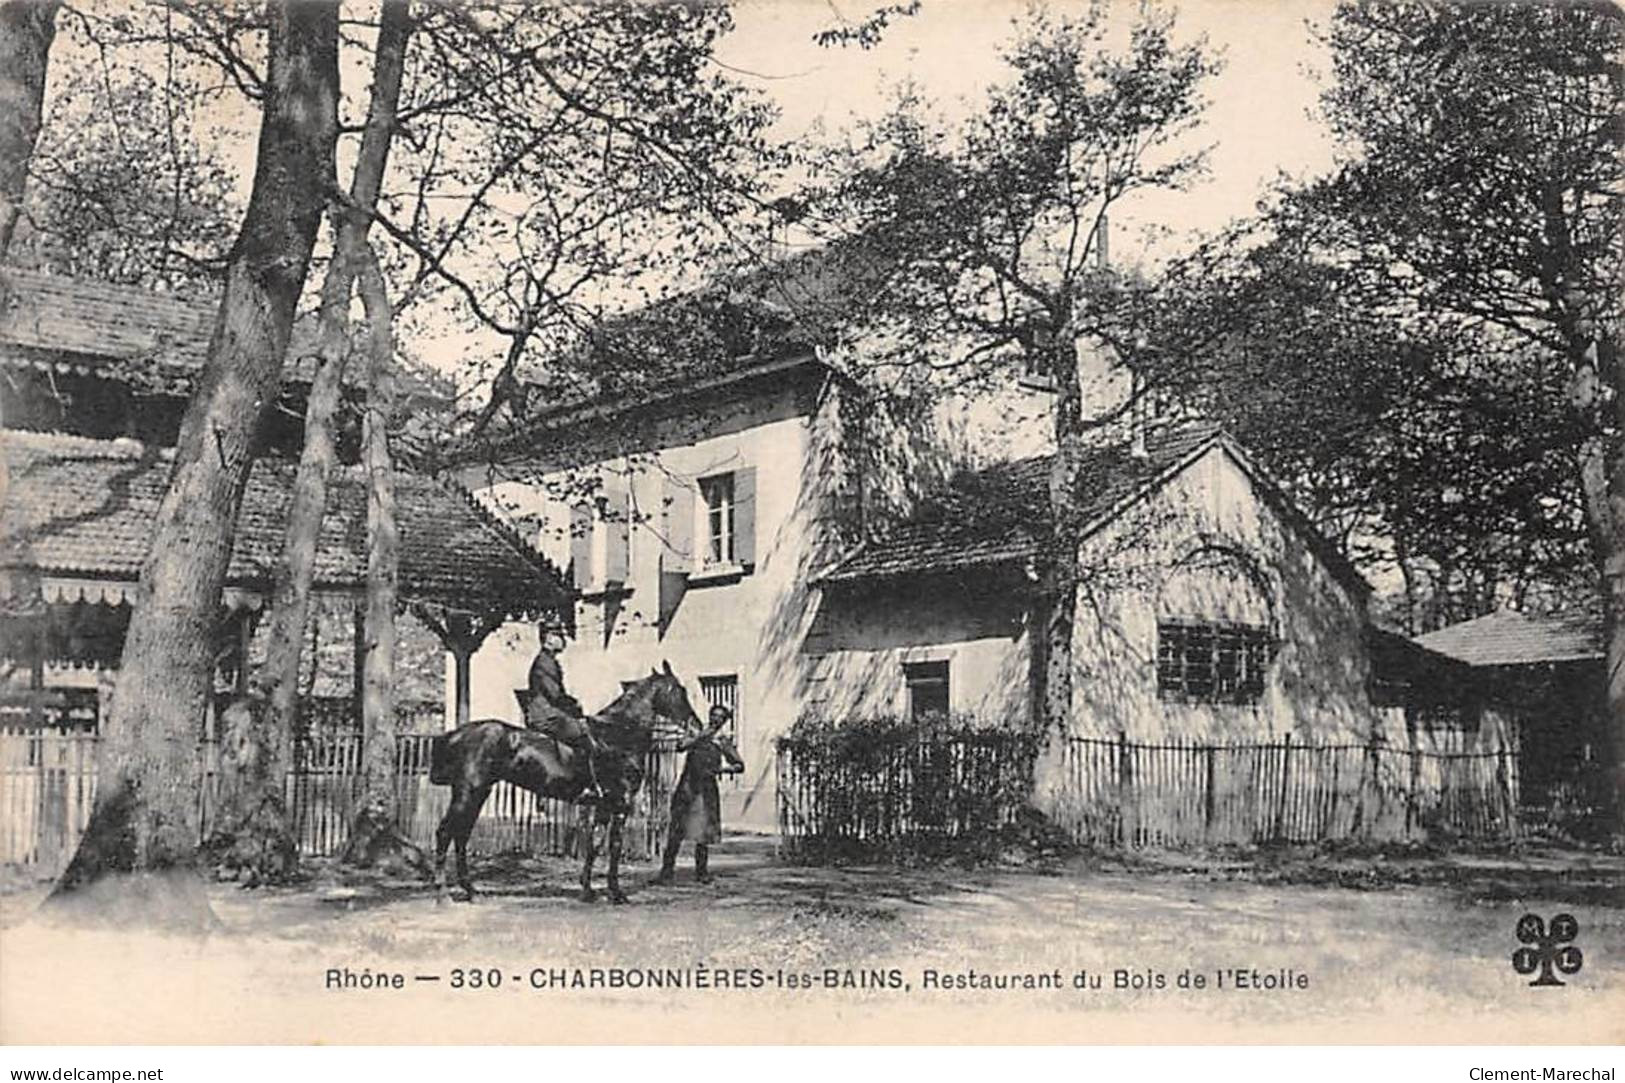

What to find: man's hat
left=539, top=612, right=569, bottom=635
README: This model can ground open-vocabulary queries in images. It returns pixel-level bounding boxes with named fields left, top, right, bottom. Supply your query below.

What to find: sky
left=716, top=0, right=1342, bottom=257
left=31, top=1, right=1347, bottom=385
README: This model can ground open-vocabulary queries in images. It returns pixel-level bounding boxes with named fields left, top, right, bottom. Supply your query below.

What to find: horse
left=426, top=661, right=702, bottom=904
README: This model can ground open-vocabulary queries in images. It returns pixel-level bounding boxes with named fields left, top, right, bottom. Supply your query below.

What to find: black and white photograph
left=0, top=0, right=1620, bottom=1055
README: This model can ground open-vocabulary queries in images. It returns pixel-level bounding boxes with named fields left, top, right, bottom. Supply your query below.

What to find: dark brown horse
left=427, top=662, right=702, bottom=903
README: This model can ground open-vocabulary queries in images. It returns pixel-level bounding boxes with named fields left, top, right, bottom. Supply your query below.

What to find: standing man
left=524, top=615, right=599, bottom=798
left=654, top=704, right=744, bottom=885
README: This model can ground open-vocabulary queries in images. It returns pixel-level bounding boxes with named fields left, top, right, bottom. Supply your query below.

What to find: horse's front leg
left=578, top=810, right=600, bottom=903
left=606, top=813, right=627, bottom=905
left=456, top=832, right=475, bottom=901
left=433, top=811, right=453, bottom=905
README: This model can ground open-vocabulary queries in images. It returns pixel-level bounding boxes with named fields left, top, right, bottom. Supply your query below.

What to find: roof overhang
left=448, top=352, right=847, bottom=467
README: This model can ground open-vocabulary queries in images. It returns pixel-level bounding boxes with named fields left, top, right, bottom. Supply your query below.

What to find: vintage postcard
left=0, top=0, right=1620, bottom=1050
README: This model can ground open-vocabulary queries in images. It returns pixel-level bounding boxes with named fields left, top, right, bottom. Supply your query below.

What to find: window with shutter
left=695, top=466, right=756, bottom=573
left=699, top=473, right=735, bottom=565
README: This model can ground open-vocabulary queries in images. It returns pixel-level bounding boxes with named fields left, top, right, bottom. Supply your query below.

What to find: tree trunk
left=0, top=0, right=60, bottom=260
left=44, top=1, right=339, bottom=930
left=216, top=0, right=412, bottom=885
left=1042, top=331, right=1086, bottom=734
left=340, top=246, right=426, bottom=876
left=1568, top=343, right=1624, bottom=834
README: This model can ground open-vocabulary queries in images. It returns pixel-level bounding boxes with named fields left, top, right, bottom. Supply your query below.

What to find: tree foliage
left=11, top=59, right=238, bottom=291
left=1171, top=0, right=1621, bottom=819
left=1185, top=231, right=1592, bottom=632
left=802, top=3, right=1225, bottom=730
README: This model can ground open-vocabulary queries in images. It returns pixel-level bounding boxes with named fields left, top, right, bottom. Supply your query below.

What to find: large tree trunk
left=43, top=2, right=339, bottom=930
left=212, top=0, right=412, bottom=885
left=1041, top=331, right=1086, bottom=734
left=0, top=0, right=61, bottom=439
left=339, top=247, right=425, bottom=876
left=0, top=0, right=59, bottom=260
left=1568, top=338, right=1624, bottom=834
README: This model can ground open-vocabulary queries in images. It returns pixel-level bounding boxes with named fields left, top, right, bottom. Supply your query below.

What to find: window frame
left=1156, top=620, right=1274, bottom=705
left=903, top=659, right=951, bottom=722
left=698, top=472, right=736, bottom=568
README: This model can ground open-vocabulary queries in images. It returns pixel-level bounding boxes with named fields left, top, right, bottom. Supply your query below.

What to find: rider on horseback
left=524, top=615, right=603, bottom=801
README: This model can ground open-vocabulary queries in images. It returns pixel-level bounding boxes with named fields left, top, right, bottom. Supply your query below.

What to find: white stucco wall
left=460, top=375, right=845, bottom=829
left=1064, top=445, right=1381, bottom=744
left=811, top=445, right=1384, bottom=753
left=803, top=580, right=1032, bottom=724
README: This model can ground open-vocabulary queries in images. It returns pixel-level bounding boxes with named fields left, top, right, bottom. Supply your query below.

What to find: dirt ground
left=2, top=835, right=1622, bottom=1044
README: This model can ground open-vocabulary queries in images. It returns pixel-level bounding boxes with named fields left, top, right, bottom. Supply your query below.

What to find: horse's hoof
left=580, top=888, right=598, bottom=903
left=609, top=891, right=629, bottom=906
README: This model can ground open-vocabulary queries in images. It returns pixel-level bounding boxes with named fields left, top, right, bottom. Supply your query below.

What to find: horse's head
left=642, top=660, right=702, bottom=734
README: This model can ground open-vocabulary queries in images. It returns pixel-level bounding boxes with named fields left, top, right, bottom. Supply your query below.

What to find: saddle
left=516, top=689, right=606, bottom=801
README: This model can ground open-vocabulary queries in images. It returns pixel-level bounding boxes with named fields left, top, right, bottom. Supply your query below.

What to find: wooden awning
left=1, top=430, right=570, bottom=626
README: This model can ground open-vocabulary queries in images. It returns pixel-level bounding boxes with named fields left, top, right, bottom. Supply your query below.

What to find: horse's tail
left=429, top=733, right=454, bottom=785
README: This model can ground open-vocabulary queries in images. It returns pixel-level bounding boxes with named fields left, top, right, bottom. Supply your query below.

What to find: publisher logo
left=1513, top=913, right=1583, bottom=988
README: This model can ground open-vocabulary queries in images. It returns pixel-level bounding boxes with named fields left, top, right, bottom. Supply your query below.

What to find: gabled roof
left=0, top=429, right=567, bottom=617
left=820, top=423, right=1370, bottom=598
left=0, top=267, right=450, bottom=402
left=1415, top=609, right=1605, bottom=667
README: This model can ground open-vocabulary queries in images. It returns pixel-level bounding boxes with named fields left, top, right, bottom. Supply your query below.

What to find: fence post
left=1405, top=740, right=1421, bottom=839
left=1497, top=740, right=1517, bottom=840
left=1116, top=731, right=1132, bottom=847
left=774, top=740, right=785, bottom=859
left=1274, top=732, right=1292, bottom=842
left=1203, top=744, right=1216, bottom=842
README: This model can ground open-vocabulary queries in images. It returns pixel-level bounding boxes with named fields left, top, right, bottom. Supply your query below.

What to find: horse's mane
left=588, top=674, right=661, bottom=753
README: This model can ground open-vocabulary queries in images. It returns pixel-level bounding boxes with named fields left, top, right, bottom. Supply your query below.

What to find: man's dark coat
left=668, top=730, right=744, bottom=844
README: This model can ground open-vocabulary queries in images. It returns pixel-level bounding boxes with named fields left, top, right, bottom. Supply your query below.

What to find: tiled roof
left=0, top=266, right=449, bottom=400
left=822, top=423, right=1370, bottom=596
left=822, top=424, right=1226, bottom=584
left=1415, top=609, right=1605, bottom=667
left=0, top=429, right=567, bottom=616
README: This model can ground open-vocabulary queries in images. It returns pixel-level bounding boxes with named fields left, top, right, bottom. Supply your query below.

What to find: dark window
left=1157, top=622, right=1273, bottom=704
left=904, top=660, right=950, bottom=721
left=699, top=473, right=735, bottom=565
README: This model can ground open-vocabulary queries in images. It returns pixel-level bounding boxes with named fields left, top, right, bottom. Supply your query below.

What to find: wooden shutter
left=570, top=503, right=593, bottom=591
left=604, top=485, right=630, bottom=586
left=733, top=465, right=757, bottom=567
left=661, top=476, right=694, bottom=574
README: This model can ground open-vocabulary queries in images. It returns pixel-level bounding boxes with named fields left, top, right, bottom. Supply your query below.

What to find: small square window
left=904, top=660, right=950, bottom=721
